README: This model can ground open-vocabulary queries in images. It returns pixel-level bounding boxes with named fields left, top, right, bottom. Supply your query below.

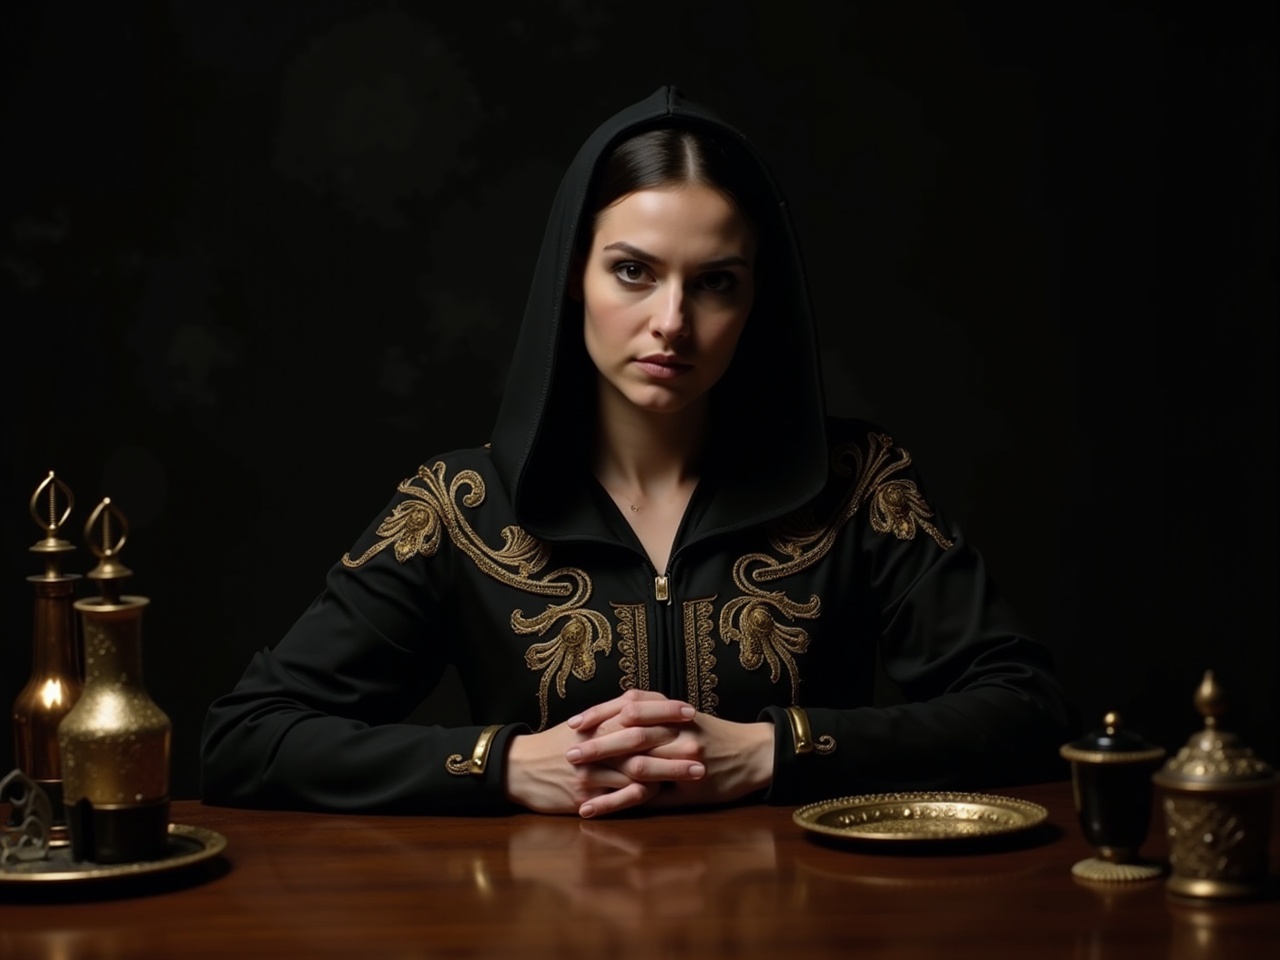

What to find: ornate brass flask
left=57, top=498, right=172, bottom=864
left=10, top=472, right=83, bottom=844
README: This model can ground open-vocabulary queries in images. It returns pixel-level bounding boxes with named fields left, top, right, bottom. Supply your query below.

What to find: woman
left=200, top=86, right=1076, bottom=817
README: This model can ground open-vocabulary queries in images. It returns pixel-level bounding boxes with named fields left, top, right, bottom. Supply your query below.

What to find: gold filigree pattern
left=720, top=594, right=817, bottom=704
left=721, top=432, right=952, bottom=702
left=343, top=464, right=561, bottom=583
left=682, top=598, right=719, bottom=714
left=445, top=755, right=471, bottom=776
left=1163, top=796, right=1249, bottom=878
left=838, top=434, right=953, bottom=551
left=515, top=579, right=612, bottom=731
left=614, top=603, right=649, bottom=693
left=870, top=480, right=952, bottom=549
left=343, top=462, right=611, bottom=730
left=342, top=498, right=443, bottom=567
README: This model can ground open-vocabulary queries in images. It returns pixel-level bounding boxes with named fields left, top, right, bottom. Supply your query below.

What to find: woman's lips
left=635, top=356, right=692, bottom=379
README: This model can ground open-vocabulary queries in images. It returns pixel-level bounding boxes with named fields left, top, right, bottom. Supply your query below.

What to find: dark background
left=2, top=0, right=1275, bottom=801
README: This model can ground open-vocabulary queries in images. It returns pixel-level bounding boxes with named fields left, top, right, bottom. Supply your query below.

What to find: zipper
left=651, top=558, right=680, bottom=697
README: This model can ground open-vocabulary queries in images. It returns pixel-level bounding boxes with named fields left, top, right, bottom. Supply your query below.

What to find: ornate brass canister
left=1152, top=670, right=1277, bottom=899
left=10, top=472, right=83, bottom=844
left=1060, top=711, right=1167, bottom=882
left=57, top=498, right=172, bottom=864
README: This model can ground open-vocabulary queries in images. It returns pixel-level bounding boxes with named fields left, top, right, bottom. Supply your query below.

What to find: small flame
left=40, top=678, right=64, bottom=709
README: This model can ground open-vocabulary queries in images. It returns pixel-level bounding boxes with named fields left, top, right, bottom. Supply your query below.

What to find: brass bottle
left=57, top=498, right=172, bottom=864
left=11, top=472, right=83, bottom=844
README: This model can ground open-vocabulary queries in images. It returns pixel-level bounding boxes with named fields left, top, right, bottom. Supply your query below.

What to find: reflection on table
left=1, top=779, right=1277, bottom=959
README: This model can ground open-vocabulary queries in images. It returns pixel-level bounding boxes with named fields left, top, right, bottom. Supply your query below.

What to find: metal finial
left=1193, top=670, right=1226, bottom=729
left=84, top=497, right=132, bottom=604
left=28, top=471, right=76, bottom=578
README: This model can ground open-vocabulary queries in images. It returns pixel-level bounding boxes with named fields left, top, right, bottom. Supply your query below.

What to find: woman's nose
left=650, top=285, right=689, bottom=340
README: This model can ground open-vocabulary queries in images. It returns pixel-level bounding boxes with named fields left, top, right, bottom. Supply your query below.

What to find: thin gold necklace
left=602, top=483, right=642, bottom=513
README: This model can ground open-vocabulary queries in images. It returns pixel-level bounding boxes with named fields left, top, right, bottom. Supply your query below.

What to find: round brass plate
left=0, top=823, right=226, bottom=884
left=794, top=791, right=1049, bottom=842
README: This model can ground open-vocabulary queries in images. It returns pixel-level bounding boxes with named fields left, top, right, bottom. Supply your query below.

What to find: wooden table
left=2, top=780, right=1277, bottom=959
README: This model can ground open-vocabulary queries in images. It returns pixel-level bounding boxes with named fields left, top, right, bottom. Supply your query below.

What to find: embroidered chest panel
left=343, top=434, right=950, bottom=729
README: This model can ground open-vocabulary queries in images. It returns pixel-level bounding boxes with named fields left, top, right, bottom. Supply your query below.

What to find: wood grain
left=2, top=780, right=1276, bottom=959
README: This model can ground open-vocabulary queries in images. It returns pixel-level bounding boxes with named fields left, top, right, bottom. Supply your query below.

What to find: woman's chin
left=622, top=387, right=706, bottom=417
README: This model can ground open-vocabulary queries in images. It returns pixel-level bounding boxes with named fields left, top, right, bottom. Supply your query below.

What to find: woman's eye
left=612, top=261, right=650, bottom=286
left=698, top=271, right=738, bottom=293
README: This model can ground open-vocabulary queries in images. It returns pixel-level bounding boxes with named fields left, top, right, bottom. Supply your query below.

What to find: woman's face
left=579, top=183, right=756, bottom=418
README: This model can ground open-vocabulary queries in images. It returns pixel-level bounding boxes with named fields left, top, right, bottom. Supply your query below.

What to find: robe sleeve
left=199, top=488, right=527, bottom=814
left=759, top=454, right=1079, bottom=806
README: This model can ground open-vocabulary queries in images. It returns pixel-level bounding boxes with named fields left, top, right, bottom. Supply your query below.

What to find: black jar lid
left=1060, top=712, right=1166, bottom=765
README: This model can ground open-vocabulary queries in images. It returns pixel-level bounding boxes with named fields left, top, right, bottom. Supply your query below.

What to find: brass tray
left=0, top=823, right=226, bottom=884
left=794, top=791, right=1048, bottom=842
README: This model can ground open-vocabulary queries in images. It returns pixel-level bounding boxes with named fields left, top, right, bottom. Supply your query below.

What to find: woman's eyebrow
left=700, top=254, right=752, bottom=270
left=603, top=240, right=661, bottom=263
left=602, top=241, right=750, bottom=271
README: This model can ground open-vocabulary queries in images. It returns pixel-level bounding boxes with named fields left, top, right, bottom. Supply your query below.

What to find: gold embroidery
left=870, top=480, right=952, bottom=548
left=343, top=463, right=562, bottom=582
left=837, top=434, right=953, bottom=551
left=682, top=598, right=719, bottom=715
left=721, top=591, right=817, bottom=704
left=515, top=572, right=612, bottom=730
left=343, top=463, right=611, bottom=731
left=342, top=497, right=443, bottom=567
left=614, top=603, right=649, bottom=693
left=722, top=432, right=952, bottom=701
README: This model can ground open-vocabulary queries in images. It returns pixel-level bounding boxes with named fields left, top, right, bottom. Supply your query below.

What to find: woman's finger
left=566, top=689, right=665, bottom=729
left=614, top=754, right=706, bottom=783
left=578, top=780, right=660, bottom=819
left=566, top=724, right=679, bottom=763
left=570, top=691, right=695, bottom=732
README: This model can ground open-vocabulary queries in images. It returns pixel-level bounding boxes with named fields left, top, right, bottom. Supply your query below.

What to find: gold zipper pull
left=654, top=575, right=670, bottom=603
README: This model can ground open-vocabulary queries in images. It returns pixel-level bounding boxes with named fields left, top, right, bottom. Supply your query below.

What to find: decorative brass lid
left=1153, top=671, right=1277, bottom=790
left=81, top=497, right=133, bottom=605
left=1060, top=711, right=1165, bottom=765
left=28, top=470, right=75, bottom=579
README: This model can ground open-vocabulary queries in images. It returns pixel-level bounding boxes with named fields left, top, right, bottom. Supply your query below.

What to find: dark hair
left=581, top=125, right=771, bottom=253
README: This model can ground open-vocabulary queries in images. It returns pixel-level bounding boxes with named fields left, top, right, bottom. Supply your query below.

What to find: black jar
left=1061, top=712, right=1166, bottom=881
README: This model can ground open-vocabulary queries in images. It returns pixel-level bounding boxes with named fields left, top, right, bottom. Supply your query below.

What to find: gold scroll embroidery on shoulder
left=842, top=433, right=953, bottom=551
left=722, top=431, right=952, bottom=702
left=342, top=463, right=556, bottom=576
left=341, top=462, right=611, bottom=732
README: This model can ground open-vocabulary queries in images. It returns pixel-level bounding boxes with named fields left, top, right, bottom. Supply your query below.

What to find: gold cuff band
left=446, top=724, right=505, bottom=776
left=785, top=706, right=814, bottom=755
left=783, top=706, right=836, bottom=757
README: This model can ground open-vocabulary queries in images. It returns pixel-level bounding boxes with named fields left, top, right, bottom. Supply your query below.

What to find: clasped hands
left=504, top=689, right=775, bottom=818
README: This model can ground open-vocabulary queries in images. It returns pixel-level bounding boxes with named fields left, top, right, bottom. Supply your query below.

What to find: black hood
left=489, top=85, right=829, bottom=542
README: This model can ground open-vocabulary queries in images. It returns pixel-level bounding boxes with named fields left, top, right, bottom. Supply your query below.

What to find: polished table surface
left=2, top=780, right=1278, bottom=959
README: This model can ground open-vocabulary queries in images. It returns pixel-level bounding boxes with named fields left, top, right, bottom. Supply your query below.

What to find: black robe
left=200, top=87, right=1077, bottom=813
